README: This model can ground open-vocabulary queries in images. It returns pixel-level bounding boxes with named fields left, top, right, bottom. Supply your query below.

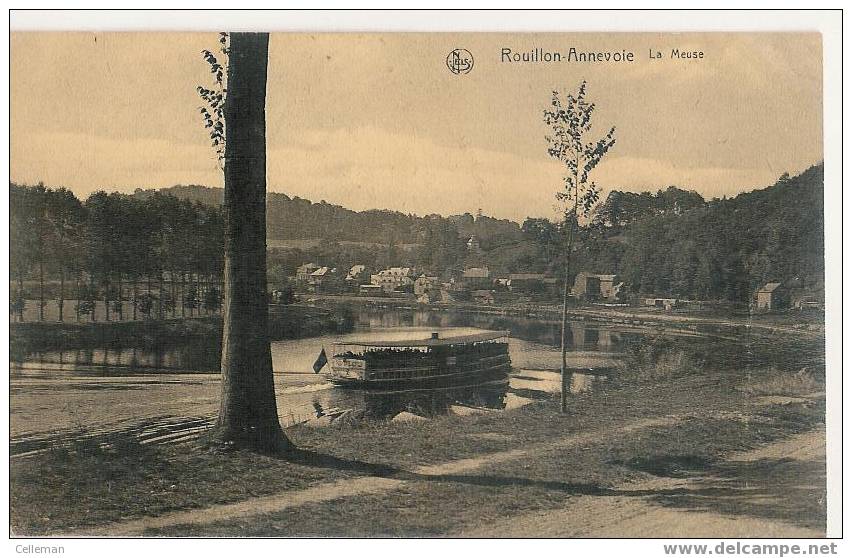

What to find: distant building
left=508, top=273, right=546, bottom=293
left=359, top=284, right=384, bottom=296
left=466, top=235, right=480, bottom=252
left=414, top=275, right=440, bottom=296
left=345, top=265, right=371, bottom=291
left=417, top=290, right=442, bottom=305
left=644, top=297, right=681, bottom=311
left=460, top=267, right=491, bottom=290
left=573, top=272, right=625, bottom=302
left=755, top=282, right=786, bottom=311
left=471, top=290, right=496, bottom=304
left=493, top=277, right=511, bottom=291
left=542, top=276, right=561, bottom=297
left=371, top=267, right=414, bottom=293
left=309, top=267, right=340, bottom=292
left=296, top=263, right=321, bottom=283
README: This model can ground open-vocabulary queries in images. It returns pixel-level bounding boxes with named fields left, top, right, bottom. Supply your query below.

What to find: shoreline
left=9, top=304, right=355, bottom=359
left=307, top=294, right=825, bottom=339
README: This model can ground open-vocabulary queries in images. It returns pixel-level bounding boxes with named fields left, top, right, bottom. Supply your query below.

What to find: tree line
left=10, top=183, right=225, bottom=322
left=11, top=163, right=824, bottom=316
left=516, top=164, right=825, bottom=303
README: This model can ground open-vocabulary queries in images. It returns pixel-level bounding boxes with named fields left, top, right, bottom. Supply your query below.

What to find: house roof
left=509, top=273, right=545, bottom=280
left=334, top=330, right=510, bottom=348
left=462, top=267, right=490, bottom=278
left=576, top=271, right=617, bottom=281
left=759, top=282, right=783, bottom=292
left=377, top=267, right=412, bottom=276
left=311, top=266, right=332, bottom=276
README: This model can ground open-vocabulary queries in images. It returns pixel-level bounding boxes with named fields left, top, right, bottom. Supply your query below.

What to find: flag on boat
left=313, top=347, right=328, bottom=373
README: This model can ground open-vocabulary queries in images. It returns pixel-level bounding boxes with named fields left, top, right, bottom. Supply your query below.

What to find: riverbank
left=10, top=362, right=825, bottom=537
left=9, top=304, right=354, bottom=360
left=309, top=294, right=825, bottom=339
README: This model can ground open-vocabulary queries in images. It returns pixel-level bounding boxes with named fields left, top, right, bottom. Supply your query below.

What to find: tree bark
left=157, top=273, right=164, bottom=320
left=213, top=32, right=290, bottom=452
left=117, top=274, right=124, bottom=320
left=75, top=274, right=80, bottom=322
left=58, top=268, right=64, bottom=322
left=38, top=253, right=44, bottom=322
left=90, top=276, right=96, bottom=322
left=18, top=274, right=25, bottom=322
left=104, top=277, right=110, bottom=322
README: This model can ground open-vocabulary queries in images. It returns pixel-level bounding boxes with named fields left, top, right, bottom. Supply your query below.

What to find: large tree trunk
left=213, top=32, right=289, bottom=452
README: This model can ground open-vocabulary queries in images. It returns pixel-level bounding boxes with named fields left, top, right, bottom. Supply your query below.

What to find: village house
left=508, top=273, right=546, bottom=294
left=296, top=262, right=321, bottom=283
left=345, top=265, right=371, bottom=291
left=359, top=284, right=384, bottom=296
left=414, top=274, right=440, bottom=296
left=471, top=289, right=498, bottom=304
left=308, top=266, right=340, bottom=292
left=755, top=282, right=786, bottom=311
left=493, top=277, right=511, bottom=291
left=466, top=235, right=480, bottom=252
left=542, top=276, right=561, bottom=297
left=416, top=290, right=442, bottom=305
left=371, top=267, right=414, bottom=293
left=644, top=297, right=681, bottom=311
left=573, top=272, right=625, bottom=302
left=460, top=267, right=491, bottom=290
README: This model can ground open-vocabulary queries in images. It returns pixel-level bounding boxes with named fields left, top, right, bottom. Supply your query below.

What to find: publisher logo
left=446, top=49, right=474, bottom=75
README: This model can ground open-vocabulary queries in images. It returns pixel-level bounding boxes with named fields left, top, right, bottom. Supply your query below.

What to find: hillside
left=563, top=164, right=825, bottom=301
left=132, top=185, right=524, bottom=248
left=124, top=163, right=825, bottom=302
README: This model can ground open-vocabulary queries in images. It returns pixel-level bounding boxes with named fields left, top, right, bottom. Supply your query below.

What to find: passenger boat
left=322, top=331, right=512, bottom=388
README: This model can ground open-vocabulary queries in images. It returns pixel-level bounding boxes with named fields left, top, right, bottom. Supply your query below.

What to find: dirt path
left=76, top=416, right=678, bottom=536
left=457, top=429, right=826, bottom=538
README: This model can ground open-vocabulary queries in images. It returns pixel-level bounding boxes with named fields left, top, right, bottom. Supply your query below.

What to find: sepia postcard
left=7, top=9, right=842, bottom=547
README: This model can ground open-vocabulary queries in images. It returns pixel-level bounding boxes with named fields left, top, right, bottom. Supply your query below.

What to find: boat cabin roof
left=333, top=331, right=510, bottom=348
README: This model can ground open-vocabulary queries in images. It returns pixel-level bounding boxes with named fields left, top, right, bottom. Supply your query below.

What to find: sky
left=11, top=32, right=823, bottom=222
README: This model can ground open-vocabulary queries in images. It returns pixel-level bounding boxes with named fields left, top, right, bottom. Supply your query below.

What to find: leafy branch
left=197, top=32, right=229, bottom=169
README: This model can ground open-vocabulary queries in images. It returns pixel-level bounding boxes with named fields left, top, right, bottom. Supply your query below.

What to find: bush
left=619, top=336, right=697, bottom=381
left=739, top=366, right=823, bottom=397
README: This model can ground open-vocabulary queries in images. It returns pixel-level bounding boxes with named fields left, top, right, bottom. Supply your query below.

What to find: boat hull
left=325, top=355, right=512, bottom=390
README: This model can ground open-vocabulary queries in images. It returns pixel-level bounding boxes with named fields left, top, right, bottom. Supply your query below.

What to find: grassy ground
left=10, top=364, right=825, bottom=537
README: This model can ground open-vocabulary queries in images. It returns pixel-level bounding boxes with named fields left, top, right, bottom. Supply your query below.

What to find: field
left=10, top=361, right=825, bottom=537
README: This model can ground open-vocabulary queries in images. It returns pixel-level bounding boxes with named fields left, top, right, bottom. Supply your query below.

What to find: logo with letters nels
left=446, top=49, right=474, bottom=75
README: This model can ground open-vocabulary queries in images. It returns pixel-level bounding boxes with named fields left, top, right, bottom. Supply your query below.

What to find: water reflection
left=510, top=369, right=609, bottom=396
left=11, top=305, right=824, bottom=436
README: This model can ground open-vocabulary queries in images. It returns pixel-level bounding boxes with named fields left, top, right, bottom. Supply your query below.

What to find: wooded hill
left=11, top=163, right=823, bottom=304
left=563, top=163, right=825, bottom=301
left=132, top=185, right=524, bottom=248
left=134, top=164, right=826, bottom=301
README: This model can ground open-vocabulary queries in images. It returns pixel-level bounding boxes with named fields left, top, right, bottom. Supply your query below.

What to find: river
left=9, top=306, right=823, bottom=457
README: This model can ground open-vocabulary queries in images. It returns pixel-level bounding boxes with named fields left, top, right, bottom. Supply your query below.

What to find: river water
left=9, top=306, right=823, bottom=456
